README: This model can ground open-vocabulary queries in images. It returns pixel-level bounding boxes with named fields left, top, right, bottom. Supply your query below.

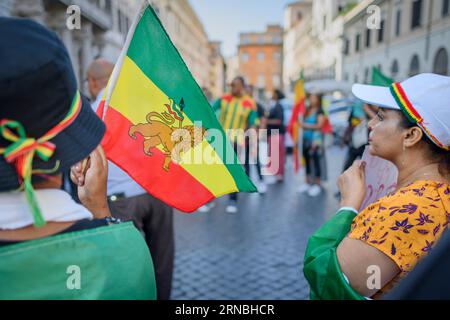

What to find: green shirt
left=213, top=94, right=259, bottom=131
left=0, top=222, right=156, bottom=300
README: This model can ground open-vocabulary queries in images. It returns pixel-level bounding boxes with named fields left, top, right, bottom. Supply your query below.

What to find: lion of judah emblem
left=129, top=98, right=207, bottom=171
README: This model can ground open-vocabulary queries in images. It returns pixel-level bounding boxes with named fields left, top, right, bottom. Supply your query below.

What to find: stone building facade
left=342, top=0, right=450, bottom=83
left=225, top=54, right=239, bottom=89
left=283, top=0, right=360, bottom=94
left=2, top=0, right=222, bottom=98
left=0, top=0, right=12, bottom=16
left=283, top=0, right=313, bottom=93
left=238, top=25, right=283, bottom=101
left=208, top=41, right=226, bottom=99
left=1, top=0, right=138, bottom=96
left=149, top=0, right=213, bottom=89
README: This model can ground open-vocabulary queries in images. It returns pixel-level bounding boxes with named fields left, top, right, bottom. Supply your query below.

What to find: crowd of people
left=1, top=17, right=449, bottom=301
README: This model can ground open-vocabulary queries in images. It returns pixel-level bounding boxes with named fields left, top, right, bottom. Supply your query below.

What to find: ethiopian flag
left=287, top=75, right=306, bottom=173
left=97, top=4, right=256, bottom=212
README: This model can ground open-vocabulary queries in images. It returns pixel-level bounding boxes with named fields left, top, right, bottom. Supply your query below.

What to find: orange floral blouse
left=349, top=180, right=450, bottom=273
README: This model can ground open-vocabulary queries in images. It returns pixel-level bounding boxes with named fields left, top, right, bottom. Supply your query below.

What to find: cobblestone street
left=172, top=145, right=346, bottom=300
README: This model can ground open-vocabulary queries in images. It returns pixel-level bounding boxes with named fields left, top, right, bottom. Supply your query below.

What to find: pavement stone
left=171, top=145, right=346, bottom=300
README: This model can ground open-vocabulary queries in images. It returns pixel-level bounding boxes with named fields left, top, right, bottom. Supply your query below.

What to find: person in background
left=246, top=84, right=267, bottom=193
left=304, top=73, right=450, bottom=299
left=298, top=93, right=325, bottom=197
left=0, top=18, right=156, bottom=299
left=266, top=89, right=286, bottom=183
left=342, top=101, right=377, bottom=171
left=86, top=58, right=113, bottom=105
left=212, top=76, right=259, bottom=213
left=87, top=59, right=174, bottom=300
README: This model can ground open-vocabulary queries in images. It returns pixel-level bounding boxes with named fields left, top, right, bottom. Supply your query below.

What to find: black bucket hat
left=0, top=19, right=105, bottom=197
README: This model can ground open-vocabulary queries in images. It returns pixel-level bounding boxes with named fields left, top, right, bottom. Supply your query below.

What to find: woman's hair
left=274, top=89, right=285, bottom=101
left=307, top=93, right=324, bottom=114
left=398, top=112, right=450, bottom=176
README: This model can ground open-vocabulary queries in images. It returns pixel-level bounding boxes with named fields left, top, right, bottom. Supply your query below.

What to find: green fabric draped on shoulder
left=303, top=209, right=365, bottom=300
left=0, top=222, right=156, bottom=300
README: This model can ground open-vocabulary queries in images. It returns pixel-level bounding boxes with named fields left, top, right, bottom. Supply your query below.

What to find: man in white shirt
left=87, top=59, right=174, bottom=300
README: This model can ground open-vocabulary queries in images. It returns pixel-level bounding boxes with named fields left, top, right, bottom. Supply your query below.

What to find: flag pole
left=296, top=70, right=304, bottom=174
left=102, top=0, right=148, bottom=120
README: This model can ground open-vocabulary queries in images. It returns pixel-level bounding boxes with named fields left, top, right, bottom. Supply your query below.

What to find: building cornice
left=344, top=0, right=385, bottom=26
left=58, top=0, right=112, bottom=30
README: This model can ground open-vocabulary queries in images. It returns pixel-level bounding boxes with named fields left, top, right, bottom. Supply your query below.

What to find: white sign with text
left=360, top=147, right=398, bottom=211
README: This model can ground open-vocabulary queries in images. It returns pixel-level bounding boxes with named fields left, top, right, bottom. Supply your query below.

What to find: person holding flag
left=96, top=4, right=257, bottom=217
left=0, top=18, right=156, bottom=299
left=287, top=74, right=306, bottom=174
left=86, top=58, right=174, bottom=300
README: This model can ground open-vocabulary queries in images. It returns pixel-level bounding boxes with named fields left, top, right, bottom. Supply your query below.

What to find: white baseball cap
left=352, top=73, right=450, bottom=151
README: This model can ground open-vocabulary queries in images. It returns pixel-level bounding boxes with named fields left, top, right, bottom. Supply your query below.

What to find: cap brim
left=352, top=84, right=400, bottom=110
left=0, top=94, right=105, bottom=191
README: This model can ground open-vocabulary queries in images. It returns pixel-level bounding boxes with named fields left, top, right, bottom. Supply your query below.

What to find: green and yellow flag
left=97, top=4, right=256, bottom=212
left=371, top=66, right=394, bottom=86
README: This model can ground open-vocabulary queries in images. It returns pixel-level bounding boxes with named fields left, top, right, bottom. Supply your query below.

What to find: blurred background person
left=246, top=84, right=267, bottom=193
left=298, top=93, right=325, bottom=197
left=212, top=76, right=259, bottom=213
left=341, top=101, right=377, bottom=171
left=266, top=89, right=286, bottom=183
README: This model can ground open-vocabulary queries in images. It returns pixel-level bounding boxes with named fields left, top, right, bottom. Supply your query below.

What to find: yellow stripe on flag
left=180, top=139, right=238, bottom=196
left=109, top=56, right=237, bottom=197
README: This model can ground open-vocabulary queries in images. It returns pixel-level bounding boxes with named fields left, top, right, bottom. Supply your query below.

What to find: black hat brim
left=0, top=95, right=105, bottom=191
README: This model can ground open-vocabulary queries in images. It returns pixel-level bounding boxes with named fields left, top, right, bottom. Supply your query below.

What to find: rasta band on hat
left=390, top=82, right=450, bottom=151
left=0, top=91, right=83, bottom=227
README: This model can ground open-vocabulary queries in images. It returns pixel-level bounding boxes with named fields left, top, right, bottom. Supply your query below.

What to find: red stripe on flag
left=287, top=99, right=305, bottom=139
left=322, top=116, right=333, bottom=135
left=101, top=106, right=215, bottom=212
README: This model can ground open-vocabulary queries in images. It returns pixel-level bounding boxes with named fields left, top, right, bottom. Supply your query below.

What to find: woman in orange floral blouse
left=307, top=74, right=450, bottom=299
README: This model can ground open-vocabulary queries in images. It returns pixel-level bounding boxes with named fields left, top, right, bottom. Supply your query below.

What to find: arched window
left=409, top=55, right=420, bottom=77
left=391, top=59, right=399, bottom=78
left=433, top=48, right=449, bottom=75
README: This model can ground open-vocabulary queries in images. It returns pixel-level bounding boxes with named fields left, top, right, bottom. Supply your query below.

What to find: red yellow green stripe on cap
left=390, top=83, right=422, bottom=124
left=0, top=91, right=83, bottom=227
left=390, top=82, right=449, bottom=151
